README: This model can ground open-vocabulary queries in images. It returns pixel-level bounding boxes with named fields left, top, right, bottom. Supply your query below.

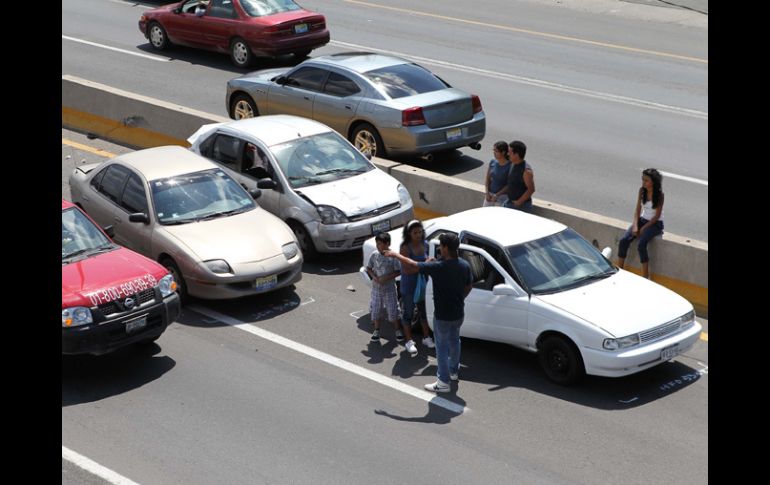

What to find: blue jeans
left=433, top=317, right=463, bottom=383
left=503, top=199, right=533, bottom=213
left=618, top=218, right=664, bottom=263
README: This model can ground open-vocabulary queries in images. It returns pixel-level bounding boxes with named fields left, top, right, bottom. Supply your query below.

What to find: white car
left=361, top=207, right=701, bottom=385
left=188, top=115, right=414, bottom=260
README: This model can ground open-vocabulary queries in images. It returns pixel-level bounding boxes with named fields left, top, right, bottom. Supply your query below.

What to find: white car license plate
left=294, top=23, right=308, bottom=34
left=126, top=315, right=147, bottom=334
left=372, top=220, right=391, bottom=234
left=446, top=127, right=462, bottom=141
left=661, top=344, right=679, bottom=361
left=255, top=275, right=278, bottom=292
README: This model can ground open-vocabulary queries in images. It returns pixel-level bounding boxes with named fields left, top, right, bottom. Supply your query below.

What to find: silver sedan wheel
left=150, top=25, right=165, bottom=48
left=233, top=100, right=255, bottom=119
left=354, top=130, right=377, bottom=157
left=232, top=41, right=250, bottom=66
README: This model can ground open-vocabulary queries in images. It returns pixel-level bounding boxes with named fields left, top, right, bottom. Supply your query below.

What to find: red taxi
left=62, top=200, right=181, bottom=355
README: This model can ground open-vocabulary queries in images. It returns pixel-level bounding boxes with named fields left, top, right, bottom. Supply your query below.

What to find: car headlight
left=282, top=242, right=299, bottom=260
left=317, top=205, right=349, bottom=224
left=158, top=274, right=177, bottom=297
left=62, top=307, right=93, bottom=328
left=397, top=184, right=411, bottom=206
left=603, top=333, right=640, bottom=350
left=205, top=259, right=233, bottom=274
left=680, top=310, right=695, bottom=329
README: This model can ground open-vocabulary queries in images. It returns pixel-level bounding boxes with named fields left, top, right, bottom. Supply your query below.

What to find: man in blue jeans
left=385, top=233, right=472, bottom=393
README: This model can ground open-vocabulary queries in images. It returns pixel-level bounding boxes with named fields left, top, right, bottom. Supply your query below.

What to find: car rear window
left=362, top=63, right=449, bottom=99
left=240, top=0, right=301, bottom=17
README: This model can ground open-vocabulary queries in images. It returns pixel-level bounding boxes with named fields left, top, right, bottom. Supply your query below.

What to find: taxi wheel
left=538, top=335, right=584, bottom=385
left=230, top=38, right=253, bottom=68
left=161, top=257, right=188, bottom=302
left=289, top=221, right=318, bottom=261
left=351, top=123, right=386, bottom=159
left=230, top=93, right=258, bottom=120
left=148, top=22, right=170, bottom=50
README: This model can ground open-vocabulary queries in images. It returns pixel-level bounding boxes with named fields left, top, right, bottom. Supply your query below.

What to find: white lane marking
left=189, top=305, right=468, bottom=414
left=62, top=35, right=169, bottom=62
left=329, top=40, right=707, bottom=120
left=62, top=446, right=140, bottom=485
left=619, top=397, right=639, bottom=404
left=659, top=170, right=708, bottom=186
left=300, top=296, right=315, bottom=306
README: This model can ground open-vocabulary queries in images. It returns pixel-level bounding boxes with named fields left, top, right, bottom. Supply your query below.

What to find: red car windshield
left=240, top=0, right=302, bottom=17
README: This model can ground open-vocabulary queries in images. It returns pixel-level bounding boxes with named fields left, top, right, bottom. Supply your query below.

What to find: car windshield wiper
left=569, top=270, right=616, bottom=287
left=62, top=248, right=90, bottom=260
left=288, top=176, right=323, bottom=186
left=161, top=218, right=196, bottom=226
left=198, top=207, right=250, bottom=220
left=314, top=168, right=367, bottom=176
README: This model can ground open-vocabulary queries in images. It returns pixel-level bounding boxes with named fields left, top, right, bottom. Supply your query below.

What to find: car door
left=267, top=66, right=328, bottom=117
left=313, top=71, right=364, bottom=135
left=455, top=244, right=530, bottom=346
left=81, top=163, right=131, bottom=229
left=200, top=0, right=240, bottom=50
left=111, top=171, right=154, bottom=256
left=163, top=0, right=209, bottom=47
left=237, top=140, right=283, bottom=216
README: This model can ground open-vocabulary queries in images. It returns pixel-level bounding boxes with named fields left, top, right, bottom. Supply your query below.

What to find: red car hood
left=62, top=247, right=167, bottom=308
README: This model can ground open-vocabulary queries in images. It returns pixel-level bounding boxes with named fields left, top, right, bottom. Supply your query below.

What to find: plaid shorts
left=370, top=283, right=400, bottom=322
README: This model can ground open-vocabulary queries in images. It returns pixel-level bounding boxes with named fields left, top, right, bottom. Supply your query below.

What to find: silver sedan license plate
left=255, top=275, right=278, bottom=292
left=126, top=315, right=148, bottom=333
left=446, top=127, right=462, bottom=141
left=371, top=220, right=391, bottom=234
left=661, top=344, right=679, bottom=361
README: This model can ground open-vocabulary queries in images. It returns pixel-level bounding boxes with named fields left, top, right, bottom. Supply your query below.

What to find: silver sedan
left=226, top=52, right=486, bottom=159
left=68, top=146, right=303, bottom=301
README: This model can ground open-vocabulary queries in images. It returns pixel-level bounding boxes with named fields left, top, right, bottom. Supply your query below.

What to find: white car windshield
left=62, top=207, right=115, bottom=262
left=150, top=169, right=256, bottom=225
left=506, top=228, right=616, bottom=294
left=271, top=132, right=374, bottom=188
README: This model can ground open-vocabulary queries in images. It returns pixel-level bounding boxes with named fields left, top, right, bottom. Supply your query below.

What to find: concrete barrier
left=62, top=75, right=708, bottom=317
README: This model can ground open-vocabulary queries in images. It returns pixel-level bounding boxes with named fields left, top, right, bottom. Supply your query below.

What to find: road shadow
left=181, top=285, right=302, bottom=328
left=389, top=149, right=486, bottom=176
left=135, top=42, right=302, bottom=74
left=300, top=250, right=362, bottom=276
left=374, top=396, right=467, bottom=425
left=454, top=338, right=706, bottom=410
left=62, top=343, right=175, bottom=407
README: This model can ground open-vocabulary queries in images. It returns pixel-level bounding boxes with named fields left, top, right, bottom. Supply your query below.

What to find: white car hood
left=162, top=208, right=294, bottom=264
left=297, top=169, right=402, bottom=216
left=535, top=270, right=692, bottom=337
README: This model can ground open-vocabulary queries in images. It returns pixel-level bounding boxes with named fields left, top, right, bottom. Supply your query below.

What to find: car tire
left=161, top=257, right=188, bottom=303
left=351, top=123, right=386, bottom=159
left=538, top=335, right=585, bottom=385
left=148, top=22, right=170, bottom=50
left=230, top=93, right=259, bottom=120
left=230, top=38, right=253, bottom=68
left=288, top=221, right=318, bottom=261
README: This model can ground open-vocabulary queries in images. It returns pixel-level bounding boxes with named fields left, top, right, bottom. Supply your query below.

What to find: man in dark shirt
left=504, top=140, right=535, bottom=212
left=385, top=233, right=472, bottom=392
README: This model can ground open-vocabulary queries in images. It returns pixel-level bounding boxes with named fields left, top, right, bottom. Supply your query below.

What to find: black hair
left=401, top=219, right=424, bottom=247
left=641, top=168, right=663, bottom=208
left=494, top=141, right=510, bottom=159
left=439, top=233, right=460, bottom=256
left=509, top=140, right=527, bottom=159
left=375, top=232, right=391, bottom=244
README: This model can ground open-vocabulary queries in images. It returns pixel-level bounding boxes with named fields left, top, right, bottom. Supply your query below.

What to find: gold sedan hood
left=161, top=208, right=295, bottom=264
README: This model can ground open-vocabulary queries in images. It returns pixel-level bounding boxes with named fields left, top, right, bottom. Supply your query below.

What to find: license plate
left=294, top=23, right=308, bottom=34
left=371, top=220, right=391, bottom=234
left=446, top=127, right=462, bottom=141
left=255, top=275, right=278, bottom=292
left=126, top=315, right=147, bottom=334
left=661, top=344, right=679, bottom=361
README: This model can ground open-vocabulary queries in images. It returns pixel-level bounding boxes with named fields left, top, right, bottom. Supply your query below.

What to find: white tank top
left=641, top=200, right=663, bottom=221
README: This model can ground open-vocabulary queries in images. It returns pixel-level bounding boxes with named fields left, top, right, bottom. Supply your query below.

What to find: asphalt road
left=62, top=131, right=708, bottom=484
left=61, top=0, right=708, bottom=242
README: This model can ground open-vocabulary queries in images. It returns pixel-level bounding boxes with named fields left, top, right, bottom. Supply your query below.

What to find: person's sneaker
left=422, top=336, right=435, bottom=349
left=395, top=329, right=405, bottom=342
left=424, top=380, right=450, bottom=393
left=370, top=329, right=380, bottom=341
left=405, top=340, right=418, bottom=356
left=449, top=372, right=459, bottom=381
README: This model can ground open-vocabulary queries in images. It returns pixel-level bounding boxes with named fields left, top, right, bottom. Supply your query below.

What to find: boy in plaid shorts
left=367, top=233, right=412, bottom=353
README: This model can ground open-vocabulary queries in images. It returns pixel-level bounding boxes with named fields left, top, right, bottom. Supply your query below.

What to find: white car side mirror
left=492, top=284, right=519, bottom=296
left=602, top=247, right=612, bottom=259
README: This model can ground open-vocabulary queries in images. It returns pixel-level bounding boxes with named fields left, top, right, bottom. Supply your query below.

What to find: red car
left=62, top=200, right=181, bottom=355
left=138, top=0, right=330, bottom=67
